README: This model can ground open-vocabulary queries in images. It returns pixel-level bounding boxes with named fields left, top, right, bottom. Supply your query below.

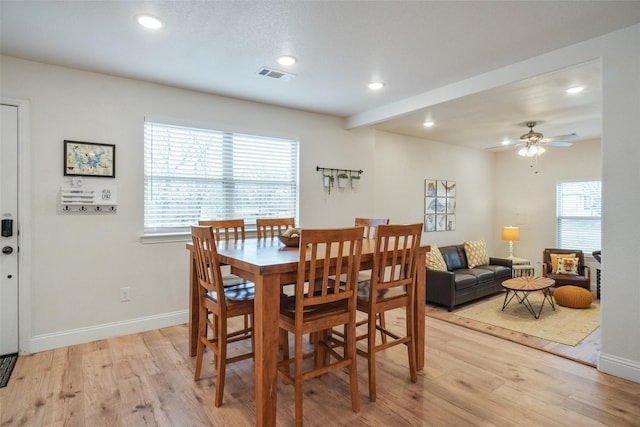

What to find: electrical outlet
left=120, top=286, right=130, bottom=302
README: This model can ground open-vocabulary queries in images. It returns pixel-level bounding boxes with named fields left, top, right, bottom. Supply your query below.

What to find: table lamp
left=501, top=226, right=520, bottom=259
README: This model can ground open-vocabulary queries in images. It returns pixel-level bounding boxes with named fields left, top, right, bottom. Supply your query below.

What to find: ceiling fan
left=513, top=121, right=576, bottom=157
left=487, top=121, right=576, bottom=155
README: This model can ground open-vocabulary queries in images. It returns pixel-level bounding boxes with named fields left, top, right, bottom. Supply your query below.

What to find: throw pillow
left=556, top=257, right=579, bottom=275
left=464, top=240, right=490, bottom=268
left=550, top=253, right=575, bottom=273
left=426, top=245, right=447, bottom=271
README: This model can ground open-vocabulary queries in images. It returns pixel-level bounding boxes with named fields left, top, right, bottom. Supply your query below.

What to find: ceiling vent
left=257, top=67, right=296, bottom=82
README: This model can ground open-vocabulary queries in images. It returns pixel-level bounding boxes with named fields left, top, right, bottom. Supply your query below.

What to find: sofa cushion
left=464, top=240, right=490, bottom=268
left=440, top=245, right=467, bottom=270
left=426, top=245, right=447, bottom=271
left=545, top=273, right=589, bottom=287
left=453, top=273, right=479, bottom=290
left=479, top=264, right=512, bottom=280
left=556, top=257, right=579, bottom=275
left=457, top=268, right=495, bottom=284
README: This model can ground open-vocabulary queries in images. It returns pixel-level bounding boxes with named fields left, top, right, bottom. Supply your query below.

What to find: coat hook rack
left=316, top=166, right=364, bottom=176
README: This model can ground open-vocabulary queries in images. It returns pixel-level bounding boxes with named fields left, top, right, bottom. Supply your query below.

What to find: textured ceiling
left=1, top=1, right=639, bottom=149
left=374, top=60, right=602, bottom=150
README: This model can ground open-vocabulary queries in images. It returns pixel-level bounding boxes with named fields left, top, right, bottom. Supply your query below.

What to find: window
left=144, top=121, right=298, bottom=235
left=556, top=181, right=601, bottom=253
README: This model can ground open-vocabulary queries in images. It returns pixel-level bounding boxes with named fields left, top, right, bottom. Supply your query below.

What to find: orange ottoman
left=554, top=285, right=593, bottom=309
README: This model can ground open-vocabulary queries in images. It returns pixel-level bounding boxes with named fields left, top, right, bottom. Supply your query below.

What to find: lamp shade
left=501, top=226, right=520, bottom=241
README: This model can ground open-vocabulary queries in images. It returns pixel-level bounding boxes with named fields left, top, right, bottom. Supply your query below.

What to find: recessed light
left=368, top=82, right=385, bottom=90
left=137, top=14, right=163, bottom=30
left=566, top=86, right=584, bottom=94
left=501, top=139, right=511, bottom=145
left=277, top=56, right=297, bottom=66
left=423, top=121, right=434, bottom=128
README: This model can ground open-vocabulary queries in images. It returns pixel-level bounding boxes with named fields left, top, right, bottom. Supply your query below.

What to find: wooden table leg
left=415, top=246, right=427, bottom=370
left=253, top=273, right=280, bottom=427
left=187, top=245, right=198, bottom=357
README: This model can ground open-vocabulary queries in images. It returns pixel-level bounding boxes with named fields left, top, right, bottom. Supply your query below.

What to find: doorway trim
left=2, top=97, right=31, bottom=355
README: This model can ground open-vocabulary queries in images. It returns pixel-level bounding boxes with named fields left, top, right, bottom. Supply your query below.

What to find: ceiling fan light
left=518, top=147, right=528, bottom=157
left=536, top=146, right=546, bottom=155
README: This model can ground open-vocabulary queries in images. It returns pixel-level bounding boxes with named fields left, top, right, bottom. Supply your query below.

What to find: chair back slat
left=256, top=217, right=295, bottom=238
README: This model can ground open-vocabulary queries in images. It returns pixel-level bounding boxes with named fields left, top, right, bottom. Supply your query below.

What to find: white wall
left=597, top=25, right=640, bottom=382
left=0, top=56, right=377, bottom=350
left=373, top=130, right=498, bottom=251
left=493, top=138, right=602, bottom=273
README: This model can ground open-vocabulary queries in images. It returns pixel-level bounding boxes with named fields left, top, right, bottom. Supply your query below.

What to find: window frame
left=556, top=179, right=601, bottom=254
left=142, top=120, right=299, bottom=243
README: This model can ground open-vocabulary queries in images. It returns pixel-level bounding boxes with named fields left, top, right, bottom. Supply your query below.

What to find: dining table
left=186, top=236, right=428, bottom=427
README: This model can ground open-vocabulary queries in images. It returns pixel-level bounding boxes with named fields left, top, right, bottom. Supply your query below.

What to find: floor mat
left=0, top=353, right=18, bottom=388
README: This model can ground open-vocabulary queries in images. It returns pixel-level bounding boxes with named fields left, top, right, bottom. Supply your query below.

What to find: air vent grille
left=257, top=67, right=296, bottom=82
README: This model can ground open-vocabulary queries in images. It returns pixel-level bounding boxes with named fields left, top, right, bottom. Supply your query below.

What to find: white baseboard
left=598, top=352, right=640, bottom=384
left=27, top=309, right=189, bottom=354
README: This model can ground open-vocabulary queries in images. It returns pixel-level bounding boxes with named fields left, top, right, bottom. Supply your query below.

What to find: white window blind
left=556, top=181, right=601, bottom=253
left=144, top=121, right=298, bottom=235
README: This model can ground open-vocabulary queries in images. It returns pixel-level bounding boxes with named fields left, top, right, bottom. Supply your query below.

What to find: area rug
left=0, top=353, right=18, bottom=388
left=454, top=293, right=600, bottom=346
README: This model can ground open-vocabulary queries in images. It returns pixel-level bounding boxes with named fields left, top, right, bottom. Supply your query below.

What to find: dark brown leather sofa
left=426, top=244, right=512, bottom=311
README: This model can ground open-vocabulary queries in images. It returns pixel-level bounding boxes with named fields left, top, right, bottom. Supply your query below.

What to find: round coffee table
left=501, top=276, right=556, bottom=319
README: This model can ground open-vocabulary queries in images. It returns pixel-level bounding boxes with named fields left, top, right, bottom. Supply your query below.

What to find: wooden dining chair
left=256, top=217, right=295, bottom=238
left=354, top=217, right=390, bottom=340
left=198, top=219, right=251, bottom=330
left=199, top=219, right=246, bottom=242
left=278, top=227, right=364, bottom=426
left=355, top=223, right=422, bottom=402
left=354, top=217, right=389, bottom=240
left=191, top=225, right=255, bottom=407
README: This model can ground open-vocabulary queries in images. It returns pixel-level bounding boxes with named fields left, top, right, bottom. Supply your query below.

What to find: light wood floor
left=2, top=311, right=639, bottom=426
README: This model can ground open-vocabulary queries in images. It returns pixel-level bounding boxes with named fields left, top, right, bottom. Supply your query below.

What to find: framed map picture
left=64, top=140, right=115, bottom=178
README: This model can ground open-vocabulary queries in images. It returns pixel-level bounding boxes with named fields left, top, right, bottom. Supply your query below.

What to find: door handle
left=2, top=246, right=13, bottom=255
left=2, top=219, right=13, bottom=237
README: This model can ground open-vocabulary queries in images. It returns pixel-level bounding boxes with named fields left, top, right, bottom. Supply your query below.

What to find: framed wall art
left=424, top=179, right=456, bottom=232
left=64, top=140, right=116, bottom=178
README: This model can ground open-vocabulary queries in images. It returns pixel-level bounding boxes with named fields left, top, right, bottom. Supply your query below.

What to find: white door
left=0, top=103, right=19, bottom=356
